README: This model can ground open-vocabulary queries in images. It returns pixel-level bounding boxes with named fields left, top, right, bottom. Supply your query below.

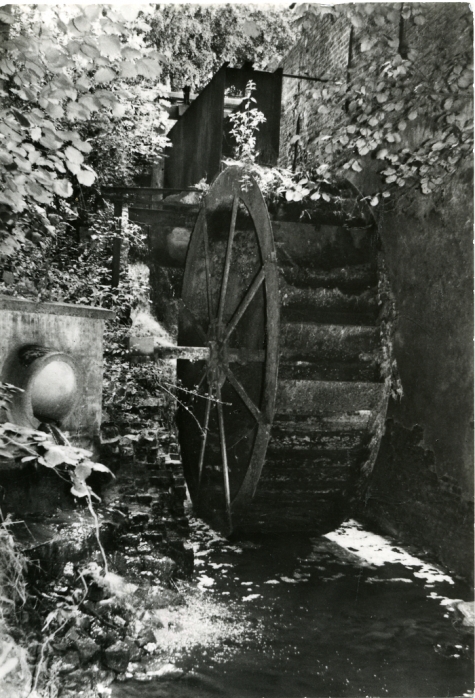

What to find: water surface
left=113, top=520, right=474, bottom=698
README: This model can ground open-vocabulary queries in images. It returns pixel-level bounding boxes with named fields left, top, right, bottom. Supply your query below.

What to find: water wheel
left=176, top=166, right=389, bottom=535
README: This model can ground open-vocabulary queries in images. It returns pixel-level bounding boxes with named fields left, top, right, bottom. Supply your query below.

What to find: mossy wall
left=359, top=167, right=474, bottom=582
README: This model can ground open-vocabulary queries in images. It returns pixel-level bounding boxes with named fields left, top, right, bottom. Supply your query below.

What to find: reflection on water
left=113, top=520, right=474, bottom=698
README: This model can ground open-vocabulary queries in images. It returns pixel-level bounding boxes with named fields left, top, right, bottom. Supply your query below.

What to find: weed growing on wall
left=227, top=81, right=267, bottom=164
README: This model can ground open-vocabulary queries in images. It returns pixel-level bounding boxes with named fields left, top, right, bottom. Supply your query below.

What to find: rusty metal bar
left=282, top=72, right=330, bottom=83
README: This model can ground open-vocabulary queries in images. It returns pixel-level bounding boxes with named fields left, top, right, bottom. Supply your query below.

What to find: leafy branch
left=227, top=80, right=267, bottom=164
left=290, top=2, right=473, bottom=202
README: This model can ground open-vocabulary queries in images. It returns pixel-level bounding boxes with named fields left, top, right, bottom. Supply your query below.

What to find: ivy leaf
left=120, top=62, right=138, bottom=79
left=317, top=104, right=330, bottom=114
left=408, top=110, right=418, bottom=120
left=78, top=94, right=101, bottom=112
left=370, top=195, right=379, bottom=206
left=80, top=43, right=101, bottom=60
left=53, top=178, right=73, bottom=198
left=41, top=444, right=76, bottom=467
left=136, top=59, right=162, bottom=79
left=115, top=5, right=140, bottom=22
left=66, top=102, right=91, bottom=121
left=64, top=146, right=84, bottom=165
left=25, top=182, right=52, bottom=205
left=71, top=15, right=91, bottom=34
left=88, top=460, right=113, bottom=475
left=95, top=67, right=116, bottom=84
left=0, top=150, right=13, bottom=165
left=351, top=160, right=363, bottom=172
left=73, top=139, right=93, bottom=154
left=39, top=131, right=62, bottom=150
left=70, top=480, right=89, bottom=498
left=76, top=169, right=96, bottom=187
left=83, top=5, right=102, bottom=21
left=0, top=189, right=25, bottom=211
left=66, top=160, right=81, bottom=175
left=98, top=35, right=122, bottom=59
left=11, top=108, right=30, bottom=127
left=112, top=103, right=127, bottom=119
left=76, top=76, right=92, bottom=92
left=46, top=103, right=65, bottom=120
left=121, top=47, right=142, bottom=60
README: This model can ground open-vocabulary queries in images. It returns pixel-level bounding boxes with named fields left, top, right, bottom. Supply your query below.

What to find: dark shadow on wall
left=357, top=163, right=474, bottom=583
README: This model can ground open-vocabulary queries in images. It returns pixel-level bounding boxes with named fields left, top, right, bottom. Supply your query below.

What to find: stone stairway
left=235, top=211, right=389, bottom=533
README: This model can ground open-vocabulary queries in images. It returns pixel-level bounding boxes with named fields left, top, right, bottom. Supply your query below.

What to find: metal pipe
left=282, top=72, right=330, bottom=83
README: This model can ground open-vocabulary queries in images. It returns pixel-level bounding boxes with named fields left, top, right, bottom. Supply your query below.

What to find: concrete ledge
left=0, top=296, right=114, bottom=320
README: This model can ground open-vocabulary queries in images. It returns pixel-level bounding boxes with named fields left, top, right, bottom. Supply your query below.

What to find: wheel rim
left=177, top=166, right=279, bottom=533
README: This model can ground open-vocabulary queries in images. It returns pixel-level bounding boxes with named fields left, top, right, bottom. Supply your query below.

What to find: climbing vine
left=291, top=3, right=473, bottom=203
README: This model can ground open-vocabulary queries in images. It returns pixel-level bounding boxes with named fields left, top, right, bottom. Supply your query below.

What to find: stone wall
left=278, top=4, right=474, bottom=580
left=0, top=297, right=112, bottom=513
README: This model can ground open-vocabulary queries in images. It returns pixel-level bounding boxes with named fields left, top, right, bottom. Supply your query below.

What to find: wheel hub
left=207, top=335, right=228, bottom=389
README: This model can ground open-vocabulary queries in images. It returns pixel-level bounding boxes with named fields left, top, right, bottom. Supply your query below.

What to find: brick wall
left=279, top=14, right=351, bottom=169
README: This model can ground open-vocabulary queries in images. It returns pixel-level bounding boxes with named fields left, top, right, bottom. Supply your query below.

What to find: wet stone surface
left=113, top=519, right=474, bottom=698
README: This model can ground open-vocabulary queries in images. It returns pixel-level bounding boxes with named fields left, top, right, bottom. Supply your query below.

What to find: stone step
left=251, top=488, right=348, bottom=505
left=275, top=380, right=386, bottom=415
left=279, top=263, right=377, bottom=293
left=269, top=425, right=367, bottom=451
left=278, top=360, right=381, bottom=383
left=273, top=220, right=374, bottom=269
left=281, top=306, right=377, bottom=326
left=280, top=322, right=380, bottom=362
left=269, top=194, right=374, bottom=229
left=271, top=412, right=373, bottom=432
left=264, top=449, right=364, bottom=470
left=281, top=285, right=377, bottom=325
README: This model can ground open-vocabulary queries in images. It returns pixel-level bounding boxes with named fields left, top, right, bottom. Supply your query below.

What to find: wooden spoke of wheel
left=224, top=365, right=264, bottom=425
left=223, top=266, right=266, bottom=344
left=216, top=383, right=232, bottom=530
left=217, top=195, right=239, bottom=326
left=152, top=344, right=265, bottom=363
left=203, top=216, right=213, bottom=323
left=197, top=391, right=211, bottom=491
left=178, top=166, right=280, bottom=529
